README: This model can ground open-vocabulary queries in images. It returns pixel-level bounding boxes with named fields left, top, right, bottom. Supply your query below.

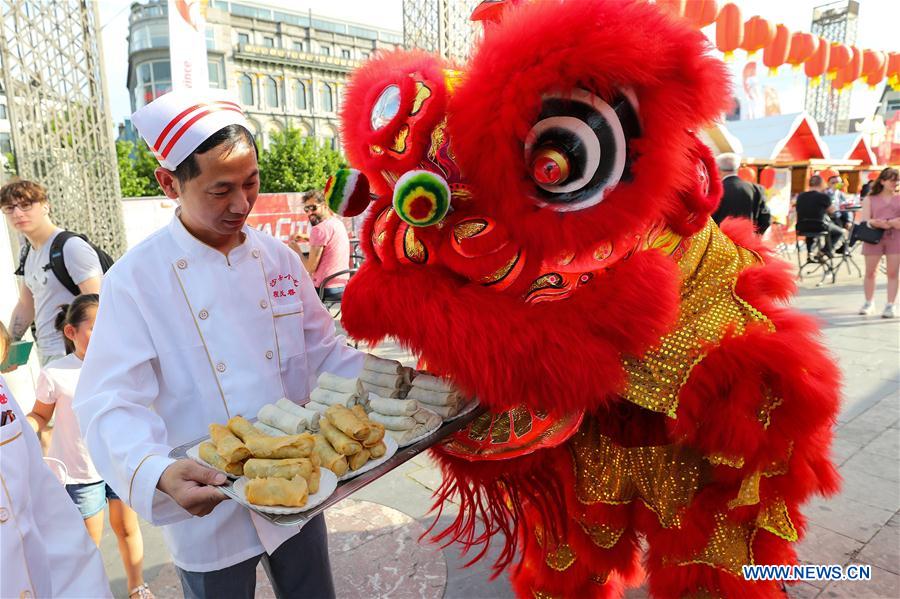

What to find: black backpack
left=15, top=231, right=115, bottom=296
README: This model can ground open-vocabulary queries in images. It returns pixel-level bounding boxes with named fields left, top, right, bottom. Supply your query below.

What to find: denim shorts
left=65, top=481, right=120, bottom=518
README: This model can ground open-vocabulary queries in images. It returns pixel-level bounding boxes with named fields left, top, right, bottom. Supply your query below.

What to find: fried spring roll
left=227, top=416, right=260, bottom=442
left=245, top=476, right=308, bottom=507
left=320, top=418, right=362, bottom=455
left=209, top=424, right=251, bottom=462
left=243, top=457, right=316, bottom=481
left=369, top=440, right=387, bottom=459
left=244, top=432, right=314, bottom=459
left=314, top=433, right=349, bottom=476
left=308, top=467, right=321, bottom=494
left=348, top=448, right=371, bottom=470
left=198, top=441, right=244, bottom=476
left=325, top=405, right=370, bottom=441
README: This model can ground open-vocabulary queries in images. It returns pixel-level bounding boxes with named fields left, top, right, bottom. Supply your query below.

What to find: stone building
left=127, top=0, right=402, bottom=150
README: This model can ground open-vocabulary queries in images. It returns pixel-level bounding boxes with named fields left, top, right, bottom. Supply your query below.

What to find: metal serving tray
left=168, top=406, right=484, bottom=526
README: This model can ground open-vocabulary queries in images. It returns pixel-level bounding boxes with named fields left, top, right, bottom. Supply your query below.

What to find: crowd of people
left=710, top=152, right=900, bottom=318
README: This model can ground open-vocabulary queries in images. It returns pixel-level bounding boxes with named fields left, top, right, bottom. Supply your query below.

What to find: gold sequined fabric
left=622, top=220, right=772, bottom=417
left=578, top=521, right=625, bottom=549
left=534, top=526, right=577, bottom=572
left=756, top=499, right=798, bottom=542
left=570, top=417, right=706, bottom=528
left=680, top=513, right=753, bottom=576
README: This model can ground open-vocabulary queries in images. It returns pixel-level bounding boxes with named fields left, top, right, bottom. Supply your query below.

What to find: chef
left=73, top=89, right=363, bottom=598
left=1, top=376, right=112, bottom=598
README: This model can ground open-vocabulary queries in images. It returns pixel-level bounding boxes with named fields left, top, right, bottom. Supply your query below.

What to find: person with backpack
left=2, top=179, right=109, bottom=367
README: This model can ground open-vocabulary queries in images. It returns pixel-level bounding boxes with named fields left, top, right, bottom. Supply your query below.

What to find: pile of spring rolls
left=366, top=394, right=443, bottom=446
left=313, top=405, right=387, bottom=476
left=199, top=416, right=319, bottom=508
left=306, top=372, right=366, bottom=413
left=254, top=398, right=321, bottom=436
left=357, top=355, right=414, bottom=399
left=406, top=374, right=472, bottom=420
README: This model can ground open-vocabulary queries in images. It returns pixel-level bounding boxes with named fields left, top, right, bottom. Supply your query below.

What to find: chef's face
left=159, top=141, right=259, bottom=248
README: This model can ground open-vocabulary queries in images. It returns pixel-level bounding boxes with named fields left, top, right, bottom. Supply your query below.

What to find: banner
left=168, top=0, right=209, bottom=90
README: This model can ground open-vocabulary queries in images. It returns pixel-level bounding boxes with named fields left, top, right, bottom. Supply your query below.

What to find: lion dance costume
left=335, top=1, right=840, bottom=596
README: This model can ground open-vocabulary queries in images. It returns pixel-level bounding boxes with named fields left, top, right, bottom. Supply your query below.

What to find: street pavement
left=97, top=271, right=899, bottom=598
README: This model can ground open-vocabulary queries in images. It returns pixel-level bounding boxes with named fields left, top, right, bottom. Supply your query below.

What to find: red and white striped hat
left=131, top=88, right=252, bottom=170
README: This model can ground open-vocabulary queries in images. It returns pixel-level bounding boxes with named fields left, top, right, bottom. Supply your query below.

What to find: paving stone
left=787, top=581, right=822, bottom=598
left=806, top=496, right=895, bottom=543
left=796, top=523, right=865, bottom=570
left=830, top=437, right=865, bottom=465
left=834, top=466, right=900, bottom=512
left=841, top=451, right=900, bottom=484
left=863, top=428, right=900, bottom=460
left=818, top=564, right=899, bottom=599
left=856, top=523, right=900, bottom=576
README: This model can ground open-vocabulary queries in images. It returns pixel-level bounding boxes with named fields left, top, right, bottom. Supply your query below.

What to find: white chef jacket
left=73, top=215, right=364, bottom=572
left=0, top=377, right=112, bottom=598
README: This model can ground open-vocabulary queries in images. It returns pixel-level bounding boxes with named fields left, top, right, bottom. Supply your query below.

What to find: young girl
left=27, top=295, right=155, bottom=599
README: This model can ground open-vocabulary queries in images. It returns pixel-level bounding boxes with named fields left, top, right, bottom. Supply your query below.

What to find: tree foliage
left=116, top=140, right=160, bottom=197
left=257, top=128, right=345, bottom=193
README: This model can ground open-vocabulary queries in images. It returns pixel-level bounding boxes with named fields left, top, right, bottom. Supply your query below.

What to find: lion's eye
left=524, top=88, right=640, bottom=212
left=370, top=84, right=401, bottom=130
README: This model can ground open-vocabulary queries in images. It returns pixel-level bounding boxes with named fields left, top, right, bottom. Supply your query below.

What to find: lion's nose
left=392, top=170, right=451, bottom=228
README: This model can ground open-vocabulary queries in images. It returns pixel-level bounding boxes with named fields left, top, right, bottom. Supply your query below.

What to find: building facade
left=126, top=0, right=403, bottom=150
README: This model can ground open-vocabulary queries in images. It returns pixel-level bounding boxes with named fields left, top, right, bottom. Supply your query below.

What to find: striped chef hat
left=131, top=88, right=252, bottom=171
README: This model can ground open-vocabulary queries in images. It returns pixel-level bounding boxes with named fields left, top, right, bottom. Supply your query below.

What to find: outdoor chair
left=795, top=219, right=837, bottom=285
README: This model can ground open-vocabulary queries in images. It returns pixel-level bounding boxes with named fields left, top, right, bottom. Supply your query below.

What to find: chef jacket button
left=20, top=590, right=32, bottom=598
left=252, top=248, right=260, bottom=258
left=176, top=259, right=188, bottom=269
left=0, top=507, right=9, bottom=522
left=265, top=350, right=274, bottom=359
left=199, top=309, right=209, bottom=320
left=259, top=299, right=268, bottom=309
left=216, top=362, right=226, bottom=373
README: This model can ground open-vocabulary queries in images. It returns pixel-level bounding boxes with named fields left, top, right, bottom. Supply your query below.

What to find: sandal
left=129, top=583, right=155, bottom=599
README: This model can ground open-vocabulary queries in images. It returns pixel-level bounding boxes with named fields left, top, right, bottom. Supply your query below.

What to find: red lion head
left=340, top=0, right=731, bottom=415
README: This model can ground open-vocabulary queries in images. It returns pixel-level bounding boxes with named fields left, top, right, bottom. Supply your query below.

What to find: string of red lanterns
left=659, top=1, right=900, bottom=91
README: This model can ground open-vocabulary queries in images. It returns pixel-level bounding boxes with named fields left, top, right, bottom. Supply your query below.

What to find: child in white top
left=27, top=295, right=154, bottom=599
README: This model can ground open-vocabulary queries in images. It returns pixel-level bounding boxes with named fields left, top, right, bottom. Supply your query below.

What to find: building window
left=208, top=60, right=225, bottom=89
left=0, top=103, right=6, bottom=120
left=130, top=22, right=168, bottom=52
left=238, top=74, right=254, bottom=105
left=319, top=45, right=331, bottom=56
left=320, top=83, right=333, bottom=113
left=237, top=32, right=249, bottom=46
left=265, top=77, right=279, bottom=108
left=341, top=48, right=351, bottom=59
left=294, top=81, right=307, bottom=110
left=0, top=132, right=11, bottom=154
left=133, top=60, right=172, bottom=109
left=205, top=26, right=215, bottom=50
left=293, top=41, right=304, bottom=52
left=263, top=36, right=275, bottom=48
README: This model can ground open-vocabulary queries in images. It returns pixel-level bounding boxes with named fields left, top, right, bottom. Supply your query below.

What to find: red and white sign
left=246, top=193, right=356, bottom=242
left=168, top=0, right=209, bottom=90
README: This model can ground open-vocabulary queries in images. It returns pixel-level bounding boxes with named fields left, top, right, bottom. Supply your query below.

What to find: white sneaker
left=859, top=301, right=875, bottom=315
left=883, top=304, right=896, bottom=319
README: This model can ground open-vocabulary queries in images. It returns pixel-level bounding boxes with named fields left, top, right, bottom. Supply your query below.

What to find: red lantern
left=787, top=32, right=817, bottom=69
left=805, top=37, right=830, bottom=83
left=862, top=50, right=887, bottom=87
left=738, top=166, right=757, bottom=183
left=827, top=43, right=851, bottom=78
left=759, top=167, right=776, bottom=189
left=763, top=24, right=791, bottom=74
left=684, top=0, right=718, bottom=29
left=833, top=46, right=862, bottom=92
left=888, top=52, right=900, bottom=90
left=741, top=16, right=775, bottom=55
left=716, top=3, right=743, bottom=59
left=867, top=171, right=880, bottom=181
